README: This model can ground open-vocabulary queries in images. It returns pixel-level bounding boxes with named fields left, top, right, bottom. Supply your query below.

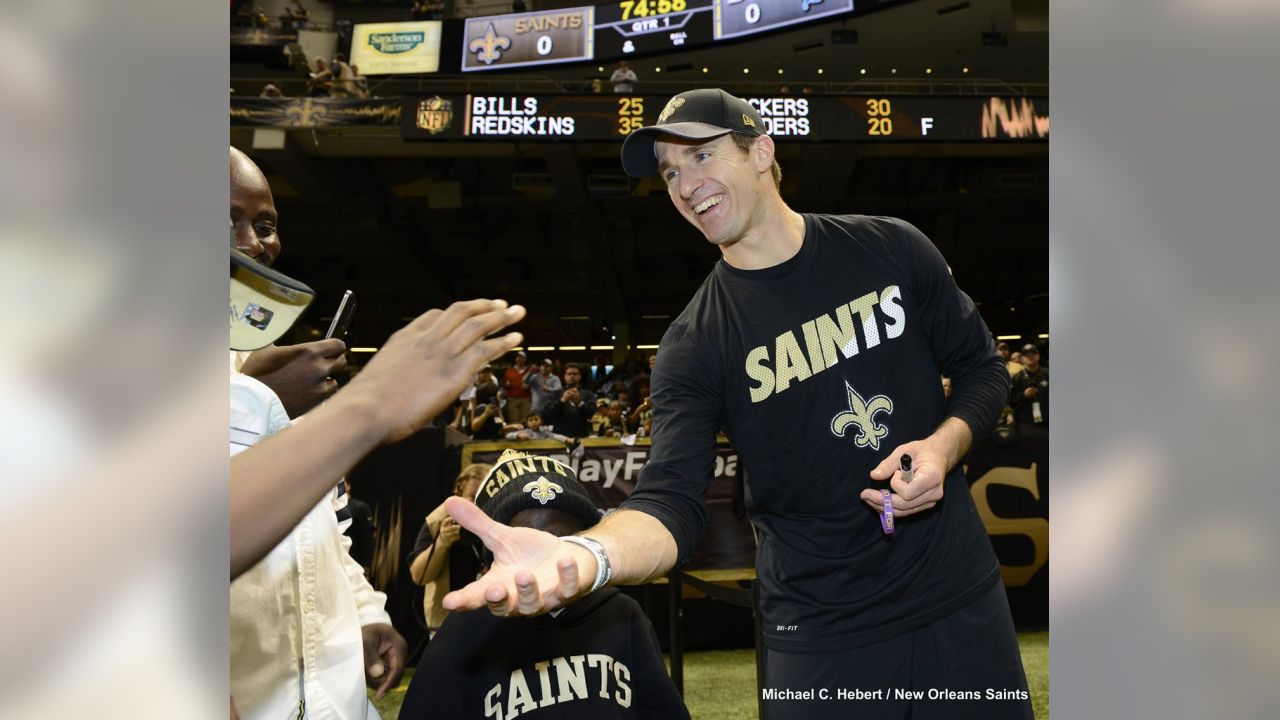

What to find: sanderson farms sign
left=350, top=21, right=442, bottom=74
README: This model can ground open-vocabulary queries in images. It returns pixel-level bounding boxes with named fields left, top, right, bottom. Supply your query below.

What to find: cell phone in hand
left=325, top=290, right=356, bottom=340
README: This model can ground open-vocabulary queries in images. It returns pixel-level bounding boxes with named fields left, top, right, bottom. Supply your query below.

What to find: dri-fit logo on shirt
left=743, top=284, right=905, bottom=403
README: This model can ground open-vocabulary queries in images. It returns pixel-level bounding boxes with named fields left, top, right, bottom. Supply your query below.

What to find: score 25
left=617, top=97, right=646, bottom=135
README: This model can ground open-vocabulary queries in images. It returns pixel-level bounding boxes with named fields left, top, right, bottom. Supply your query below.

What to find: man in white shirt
left=230, top=147, right=406, bottom=719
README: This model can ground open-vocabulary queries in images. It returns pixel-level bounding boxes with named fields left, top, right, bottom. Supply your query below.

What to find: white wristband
left=561, top=535, right=612, bottom=593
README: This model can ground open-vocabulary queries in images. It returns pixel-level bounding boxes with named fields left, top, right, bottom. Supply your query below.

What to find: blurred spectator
left=343, top=479, right=376, bottom=574
left=329, top=53, right=356, bottom=98
left=941, top=376, right=953, bottom=401
left=425, top=0, right=444, bottom=19
left=1009, top=343, right=1049, bottom=425
left=801, top=85, right=814, bottom=94
left=605, top=378, right=627, bottom=401
left=502, top=351, right=533, bottom=424
left=543, top=364, right=595, bottom=438
left=779, top=84, right=792, bottom=94
left=254, top=4, right=271, bottom=28
left=525, top=358, right=563, bottom=414
left=410, top=0, right=427, bottom=20
left=306, top=57, right=332, bottom=97
left=627, top=353, right=655, bottom=402
left=627, top=388, right=652, bottom=436
left=610, top=61, right=637, bottom=94
left=470, top=381, right=516, bottom=440
left=1010, top=350, right=1025, bottom=366
left=591, top=77, right=603, bottom=93
left=350, top=65, right=370, bottom=98
left=283, top=0, right=310, bottom=30
left=512, top=0, right=528, bottom=12
left=996, top=340, right=1025, bottom=377
left=408, top=464, right=491, bottom=634
left=258, top=83, right=283, bottom=98
left=589, top=398, right=612, bottom=437
left=505, top=411, right=574, bottom=444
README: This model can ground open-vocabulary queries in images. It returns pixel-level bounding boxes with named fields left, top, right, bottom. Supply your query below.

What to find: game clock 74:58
left=594, top=0, right=713, bottom=57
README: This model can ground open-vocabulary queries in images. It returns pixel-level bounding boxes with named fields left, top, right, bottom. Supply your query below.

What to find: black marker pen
left=900, top=454, right=913, bottom=485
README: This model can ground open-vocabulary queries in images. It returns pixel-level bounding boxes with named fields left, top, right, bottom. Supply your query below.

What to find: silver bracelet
left=561, top=536, right=612, bottom=593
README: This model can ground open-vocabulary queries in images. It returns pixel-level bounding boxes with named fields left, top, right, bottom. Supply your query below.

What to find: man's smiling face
left=657, top=133, right=769, bottom=249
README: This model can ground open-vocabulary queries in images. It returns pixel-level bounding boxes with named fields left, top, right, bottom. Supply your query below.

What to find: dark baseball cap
left=474, top=449, right=602, bottom=528
left=1021, top=343, right=1041, bottom=355
left=621, top=88, right=764, bottom=177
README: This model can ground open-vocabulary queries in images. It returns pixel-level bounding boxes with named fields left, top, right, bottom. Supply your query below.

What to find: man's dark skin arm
left=231, top=300, right=525, bottom=578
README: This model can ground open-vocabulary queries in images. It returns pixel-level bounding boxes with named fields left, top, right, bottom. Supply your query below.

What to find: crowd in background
left=435, top=350, right=657, bottom=445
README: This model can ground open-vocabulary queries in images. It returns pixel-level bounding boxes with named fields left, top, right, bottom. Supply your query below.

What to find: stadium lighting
left=963, top=67, right=970, bottom=73
left=702, top=67, right=708, bottom=73
left=925, top=67, right=933, bottom=74
left=817, top=68, right=824, bottom=74
left=742, top=68, right=750, bottom=74
left=860, top=68, right=867, bottom=75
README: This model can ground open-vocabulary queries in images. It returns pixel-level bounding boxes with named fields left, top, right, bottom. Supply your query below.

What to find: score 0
left=725, top=0, right=762, bottom=25
left=617, top=97, right=645, bottom=135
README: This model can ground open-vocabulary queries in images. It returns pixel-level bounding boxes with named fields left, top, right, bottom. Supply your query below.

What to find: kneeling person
left=399, top=450, right=689, bottom=720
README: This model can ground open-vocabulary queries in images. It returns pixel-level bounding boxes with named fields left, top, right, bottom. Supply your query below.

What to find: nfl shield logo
left=416, top=96, right=452, bottom=134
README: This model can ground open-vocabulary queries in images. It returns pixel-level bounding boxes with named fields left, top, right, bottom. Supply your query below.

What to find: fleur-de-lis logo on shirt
left=523, top=476, right=563, bottom=505
left=830, top=381, right=894, bottom=450
left=468, top=23, right=512, bottom=66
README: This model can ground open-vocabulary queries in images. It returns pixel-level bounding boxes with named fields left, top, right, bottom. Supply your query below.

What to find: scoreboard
left=403, top=93, right=1050, bottom=142
left=460, top=0, right=864, bottom=70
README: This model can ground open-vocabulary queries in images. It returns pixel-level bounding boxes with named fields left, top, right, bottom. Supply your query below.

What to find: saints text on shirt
left=483, top=653, right=632, bottom=719
left=745, top=284, right=905, bottom=402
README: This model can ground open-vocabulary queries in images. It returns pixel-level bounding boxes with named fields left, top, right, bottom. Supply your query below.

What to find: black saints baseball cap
left=621, top=88, right=765, bottom=178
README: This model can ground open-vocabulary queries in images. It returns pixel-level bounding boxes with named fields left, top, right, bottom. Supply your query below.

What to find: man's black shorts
left=760, top=582, right=1035, bottom=719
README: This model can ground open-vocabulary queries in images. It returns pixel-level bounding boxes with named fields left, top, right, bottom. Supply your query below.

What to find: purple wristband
left=880, top=489, right=895, bottom=535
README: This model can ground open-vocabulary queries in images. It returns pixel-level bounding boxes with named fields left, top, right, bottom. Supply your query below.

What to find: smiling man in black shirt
left=440, top=89, right=1030, bottom=719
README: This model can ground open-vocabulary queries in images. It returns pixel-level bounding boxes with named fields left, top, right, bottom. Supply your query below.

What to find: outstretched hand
left=440, top=496, right=596, bottom=617
left=339, top=299, right=525, bottom=444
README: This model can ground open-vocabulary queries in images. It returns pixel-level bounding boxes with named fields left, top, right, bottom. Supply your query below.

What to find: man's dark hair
left=564, top=363, right=581, bottom=373
left=729, top=133, right=782, bottom=189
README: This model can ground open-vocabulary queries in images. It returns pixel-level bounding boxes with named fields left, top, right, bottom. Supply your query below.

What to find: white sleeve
left=339, top=525, right=392, bottom=626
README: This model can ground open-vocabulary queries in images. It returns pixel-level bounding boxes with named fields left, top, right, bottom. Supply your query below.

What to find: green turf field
left=373, top=631, right=1048, bottom=719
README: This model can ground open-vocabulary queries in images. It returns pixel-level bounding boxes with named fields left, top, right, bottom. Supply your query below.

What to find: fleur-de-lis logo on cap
left=658, top=97, right=686, bottom=123
left=468, top=23, right=512, bottom=66
left=523, top=475, right=564, bottom=505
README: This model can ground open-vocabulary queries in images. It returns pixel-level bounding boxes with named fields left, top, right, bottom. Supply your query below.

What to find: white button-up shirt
left=230, top=374, right=391, bottom=720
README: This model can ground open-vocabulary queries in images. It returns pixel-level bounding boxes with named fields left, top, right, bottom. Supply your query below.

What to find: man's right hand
left=440, top=496, right=596, bottom=617
left=338, top=300, right=525, bottom=444
left=1023, top=386, right=1039, bottom=398
left=239, top=339, right=348, bottom=417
